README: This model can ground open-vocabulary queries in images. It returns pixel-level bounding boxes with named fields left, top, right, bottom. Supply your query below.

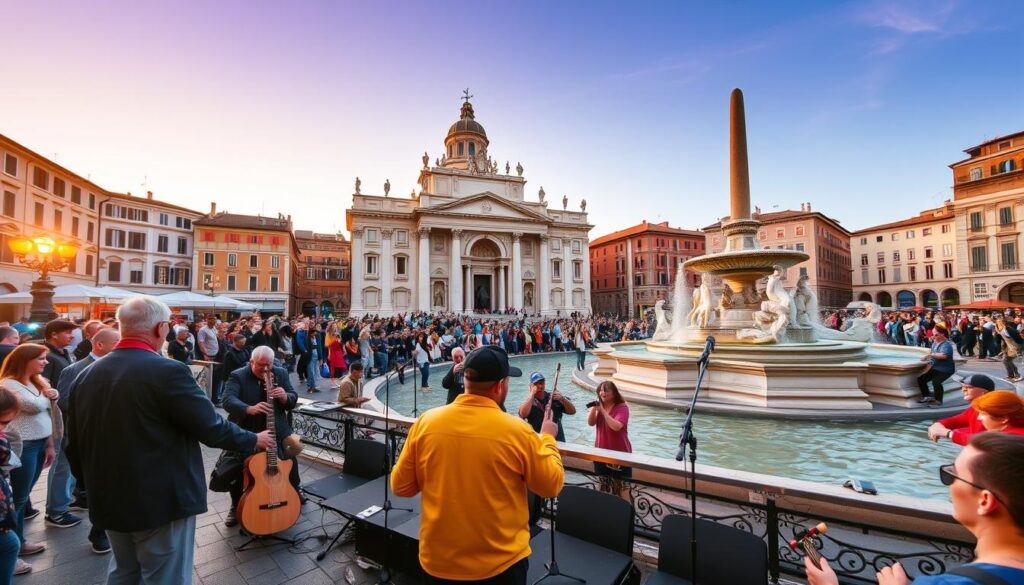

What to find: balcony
left=969, top=224, right=986, bottom=233
left=999, top=262, right=1021, bottom=271
left=969, top=264, right=989, bottom=273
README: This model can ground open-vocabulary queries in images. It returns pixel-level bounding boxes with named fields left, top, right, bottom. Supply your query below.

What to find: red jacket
left=939, top=408, right=985, bottom=446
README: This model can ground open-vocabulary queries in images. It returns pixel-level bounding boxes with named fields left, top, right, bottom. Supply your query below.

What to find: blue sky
left=1, top=0, right=1021, bottom=237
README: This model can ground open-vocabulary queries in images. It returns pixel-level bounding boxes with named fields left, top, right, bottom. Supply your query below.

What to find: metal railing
left=292, top=408, right=974, bottom=585
left=969, top=264, right=989, bottom=273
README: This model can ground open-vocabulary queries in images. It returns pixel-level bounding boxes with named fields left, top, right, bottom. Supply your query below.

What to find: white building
left=97, top=192, right=204, bottom=294
left=346, top=97, right=593, bottom=316
left=850, top=202, right=959, bottom=309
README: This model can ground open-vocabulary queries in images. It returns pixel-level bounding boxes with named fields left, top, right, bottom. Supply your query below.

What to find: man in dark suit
left=41, top=319, right=77, bottom=385
left=0, top=326, right=18, bottom=365
left=222, top=345, right=299, bottom=528
left=66, top=296, right=272, bottom=584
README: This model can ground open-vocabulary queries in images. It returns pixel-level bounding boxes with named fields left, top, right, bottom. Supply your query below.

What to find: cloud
left=608, top=41, right=773, bottom=84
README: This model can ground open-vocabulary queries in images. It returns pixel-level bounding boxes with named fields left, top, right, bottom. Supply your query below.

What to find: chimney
left=210, top=202, right=217, bottom=215
left=146, top=191, right=153, bottom=200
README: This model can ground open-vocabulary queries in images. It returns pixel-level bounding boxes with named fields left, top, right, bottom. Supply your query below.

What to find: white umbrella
left=158, top=291, right=237, bottom=309
left=0, top=284, right=121, bottom=305
left=211, top=295, right=258, bottom=311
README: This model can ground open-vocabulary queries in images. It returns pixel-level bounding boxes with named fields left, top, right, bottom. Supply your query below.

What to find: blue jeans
left=107, top=515, right=195, bottom=585
left=576, top=348, right=586, bottom=370
left=305, top=348, right=319, bottom=389
left=419, top=362, right=430, bottom=388
left=375, top=352, right=389, bottom=377
left=45, top=436, right=75, bottom=517
left=10, top=438, right=47, bottom=541
left=0, top=530, right=19, bottom=585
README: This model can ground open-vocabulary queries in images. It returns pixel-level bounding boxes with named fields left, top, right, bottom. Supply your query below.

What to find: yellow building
left=193, top=207, right=299, bottom=315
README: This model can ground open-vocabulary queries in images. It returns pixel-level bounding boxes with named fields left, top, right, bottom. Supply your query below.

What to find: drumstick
left=546, top=363, right=561, bottom=416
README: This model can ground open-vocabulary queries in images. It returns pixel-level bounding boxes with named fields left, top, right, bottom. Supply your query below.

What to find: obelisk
left=730, top=88, right=751, bottom=221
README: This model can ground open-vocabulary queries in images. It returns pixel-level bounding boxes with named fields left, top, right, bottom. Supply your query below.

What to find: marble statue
left=422, top=152, right=429, bottom=168
left=562, top=195, right=568, bottom=210
left=355, top=176, right=361, bottom=195
left=539, top=187, right=546, bottom=203
left=580, top=198, right=587, bottom=212
left=688, top=281, right=714, bottom=329
left=411, top=188, right=417, bottom=198
left=718, top=285, right=734, bottom=310
left=737, top=266, right=793, bottom=344
left=793, top=273, right=817, bottom=327
left=516, top=162, right=523, bottom=176
left=815, top=302, right=884, bottom=343
left=435, top=157, right=440, bottom=166
left=652, top=299, right=671, bottom=341
left=525, top=288, right=534, bottom=307
left=468, top=155, right=478, bottom=173
left=384, top=179, right=390, bottom=197
left=505, top=161, right=511, bottom=175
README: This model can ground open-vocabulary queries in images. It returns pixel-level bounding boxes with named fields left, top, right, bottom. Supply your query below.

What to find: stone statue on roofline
left=562, top=195, right=568, bottom=210
left=581, top=198, right=587, bottom=212
left=539, top=186, right=546, bottom=203
left=355, top=177, right=361, bottom=194
left=516, top=162, right=523, bottom=176
left=422, top=152, right=429, bottom=168
left=384, top=179, right=390, bottom=197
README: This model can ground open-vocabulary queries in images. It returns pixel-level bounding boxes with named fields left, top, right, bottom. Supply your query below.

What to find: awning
left=158, top=291, right=239, bottom=309
left=0, top=284, right=131, bottom=305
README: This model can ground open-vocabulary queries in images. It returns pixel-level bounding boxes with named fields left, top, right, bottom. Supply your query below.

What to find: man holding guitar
left=222, top=346, right=300, bottom=529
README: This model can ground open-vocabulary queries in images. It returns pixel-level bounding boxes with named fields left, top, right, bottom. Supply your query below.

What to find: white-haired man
left=66, top=296, right=272, bottom=584
left=442, top=346, right=467, bottom=405
left=222, top=345, right=300, bottom=528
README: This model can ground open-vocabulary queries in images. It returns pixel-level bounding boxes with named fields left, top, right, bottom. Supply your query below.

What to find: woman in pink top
left=588, top=381, right=632, bottom=497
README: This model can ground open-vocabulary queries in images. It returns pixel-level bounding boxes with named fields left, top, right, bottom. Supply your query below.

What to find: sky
left=2, top=0, right=1023, bottom=238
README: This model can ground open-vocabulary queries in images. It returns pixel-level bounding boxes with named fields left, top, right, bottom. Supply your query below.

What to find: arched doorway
left=999, top=282, right=1024, bottom=304
left=301, top=301, right=316, bottom=316
left=920, top=289, right=938, bottom=309
left=468, top=238, right=502, bottom=312
left=876, top=291, right=893, bottom=308
left=896, top=290, right=916, bottom=309
left=941, top=288, right=960, bottom=307
left=857, top=292, right=873, bottom=302
left=319, top=301, right=334, bottom=317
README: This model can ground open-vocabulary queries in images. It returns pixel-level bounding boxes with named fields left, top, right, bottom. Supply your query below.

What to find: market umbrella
left=211, top=295, right=258, bottom=311
left=158, top=290, right=238, bottom=309
left=945, top=299, right=1024, bottom=310
left=0, top=284, right=123, bottom=305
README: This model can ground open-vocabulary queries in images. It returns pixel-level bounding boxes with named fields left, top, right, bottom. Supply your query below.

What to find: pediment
left=420, top=192, right=550, bottom=223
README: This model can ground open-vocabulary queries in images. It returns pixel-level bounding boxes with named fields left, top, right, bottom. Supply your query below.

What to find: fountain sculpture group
left=586, top=90, right=955, bottom=415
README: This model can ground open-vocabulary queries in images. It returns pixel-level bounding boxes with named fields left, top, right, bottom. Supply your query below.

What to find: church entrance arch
left=467, top=238, right=504, bottom=313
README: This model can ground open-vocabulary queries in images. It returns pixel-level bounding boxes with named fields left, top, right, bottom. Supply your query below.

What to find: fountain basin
left=682, top=248, right=809, bottom=280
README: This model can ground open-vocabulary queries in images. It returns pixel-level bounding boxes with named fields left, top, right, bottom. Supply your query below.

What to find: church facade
left=345, top=97, right=593, bottom=316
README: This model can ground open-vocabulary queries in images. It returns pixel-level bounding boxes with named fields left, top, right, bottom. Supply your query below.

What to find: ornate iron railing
left=293, top=407, right=974, bottom=585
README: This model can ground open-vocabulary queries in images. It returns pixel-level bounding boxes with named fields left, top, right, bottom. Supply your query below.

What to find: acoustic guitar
left=237, top=370, right=301, bottom=535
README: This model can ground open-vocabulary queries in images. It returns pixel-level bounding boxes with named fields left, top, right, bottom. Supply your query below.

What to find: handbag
left=320, top=362, right=331, bottom=378
left=209, top=450, right=244, bottom=492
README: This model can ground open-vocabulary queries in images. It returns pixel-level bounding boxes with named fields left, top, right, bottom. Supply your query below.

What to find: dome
left=446, top=101, right=488, bottom=142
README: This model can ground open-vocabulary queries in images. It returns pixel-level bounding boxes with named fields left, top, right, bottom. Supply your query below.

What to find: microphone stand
left=378, top=361, right=412, bottom=585
left=676, top=336, right=715, bottom=585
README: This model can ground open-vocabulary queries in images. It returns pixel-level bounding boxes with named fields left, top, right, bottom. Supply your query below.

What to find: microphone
left=586, top=400, right=599, bottom=408
left=697, top=336, right=716, bottom=364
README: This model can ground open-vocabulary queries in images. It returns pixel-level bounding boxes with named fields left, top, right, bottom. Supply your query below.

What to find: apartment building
left=295, top=230, right=350, bottom=317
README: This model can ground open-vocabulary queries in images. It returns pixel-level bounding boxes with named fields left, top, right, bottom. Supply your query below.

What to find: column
left=350, top=228, right=364, bottom=313
left=539, top=235, right=550, bottom=315
left=418, top=227, right=431, bottom=311
left=450, top=229, right=463, bottom=312
left=464, top=264, right=473, bottom=312
left=582, top=240, right=592, bottom=314
left=497, top=265, right=506, bottom=310
left=563, top=238, right=573, bottom=312
left=491, top=267, right=498, bottom=311
left=626, top=238, right=634, bottom=317
left=380, top=229, right=393, bottom=312
left=511, top=232, right=523, bottom=310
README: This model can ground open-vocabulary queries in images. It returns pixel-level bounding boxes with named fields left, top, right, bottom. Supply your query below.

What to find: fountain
left=585, top=90, right=959, bottom=415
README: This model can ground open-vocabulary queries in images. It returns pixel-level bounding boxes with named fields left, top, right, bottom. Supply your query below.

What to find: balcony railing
left=999, top=262, right=1021, bottom=271
left=969, top=225, right=986, bottom=233
left=969, top=264, right=989, bottom=273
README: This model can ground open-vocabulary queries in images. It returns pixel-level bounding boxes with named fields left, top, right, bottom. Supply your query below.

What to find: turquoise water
left=378, top=353, right=960, bottom=500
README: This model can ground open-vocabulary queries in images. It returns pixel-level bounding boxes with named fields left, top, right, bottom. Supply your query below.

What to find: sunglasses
left=938, top=464, right=1007, bottom=507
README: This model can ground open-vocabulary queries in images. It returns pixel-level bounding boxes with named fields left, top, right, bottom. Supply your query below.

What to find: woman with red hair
left=973, top=390, right=1024, bottom=437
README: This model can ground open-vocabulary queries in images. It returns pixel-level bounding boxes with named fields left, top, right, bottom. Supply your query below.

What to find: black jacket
left=222, top=346, right=250, bottom=381
left=65, top=347, right=256, bottom=532
left=43, top=342, right=73, bottom=387
left=442, top=365, right=464, bottom=405
left=222, top=365, right=297, bottom=453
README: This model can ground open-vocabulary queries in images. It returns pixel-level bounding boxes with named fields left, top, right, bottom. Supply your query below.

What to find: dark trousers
left=424, top=557, right=528, bottom=585
left=576, top=348, right=586, bottom=371
left=297, top=351, right=312, bottom=381
left=917, top=369, right=953, bottom=403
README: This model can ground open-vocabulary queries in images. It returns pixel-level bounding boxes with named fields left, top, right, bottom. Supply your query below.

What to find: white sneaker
left=14, top=559, right=31, bottom=575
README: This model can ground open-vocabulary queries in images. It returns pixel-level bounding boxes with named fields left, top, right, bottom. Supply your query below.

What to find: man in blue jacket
left=66, top=296, right=272, bottom=584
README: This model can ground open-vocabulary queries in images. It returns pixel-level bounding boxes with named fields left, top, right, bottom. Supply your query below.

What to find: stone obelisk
left=723, top=88, right=758, bottom=253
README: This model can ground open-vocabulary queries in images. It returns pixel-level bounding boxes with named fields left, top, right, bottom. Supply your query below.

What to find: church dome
left=446, top=101, right=488, bottom=141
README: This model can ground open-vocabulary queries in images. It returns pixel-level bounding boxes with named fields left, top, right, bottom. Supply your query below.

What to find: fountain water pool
left=378, top=353, right=960, bottom=500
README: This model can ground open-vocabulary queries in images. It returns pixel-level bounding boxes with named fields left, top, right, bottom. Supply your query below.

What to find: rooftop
left=850, top=202, right=955, bottom=235
left=702, top=207, right=850, bottom=235
left=196, top=212, right=293, bottom=231
left=590, top=220, right=704, bottom=247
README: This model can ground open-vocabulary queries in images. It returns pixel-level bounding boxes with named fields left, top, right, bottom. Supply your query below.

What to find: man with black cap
left=916, top=325, right=955, bottom=405
left=928, top=374, right=996, bottom=445
left=391, top=345, right=564, bottom=585
left=517, top=371, right=576, bottom=441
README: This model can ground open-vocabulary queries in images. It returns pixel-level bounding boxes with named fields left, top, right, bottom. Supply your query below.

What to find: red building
left=589, top=220, right=705, bottom=317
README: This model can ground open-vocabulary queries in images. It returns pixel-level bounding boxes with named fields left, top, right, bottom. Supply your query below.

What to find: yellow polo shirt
left=391, top=393, right=564, bottom=580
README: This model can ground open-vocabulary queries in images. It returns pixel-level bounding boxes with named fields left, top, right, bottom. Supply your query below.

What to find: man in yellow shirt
left=391, top=345, right=564, bottom=584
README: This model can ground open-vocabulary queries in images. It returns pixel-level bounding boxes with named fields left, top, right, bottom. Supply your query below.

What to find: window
left=1001, top=242, right=1017, bottom=270
left=271, top=236, right=282, bottom=246
left=775, top=228, right=785, bottom=239
left=249, top=254, right=258, bottom=268
left=861, top=269, right=869, bottom=285
left=908, top=248, right=916, bottom=260
left=552, top=239, right=561, bottom=251
left=909, top=266, right=917, bottom=281
left=157, top=235, right=168, bottom=253
left=175, top=217, right=191, bottom=230
left=228, top=253, right=237, bottom=267
left=34, top=202, right=44, bottom=226
left=32, top=167, right=48, bottom=189
left=941, top=224, right=950, bottom=234
left=227, top=275, right=236, bottom=291
left=246, top=234, right=263, bottom=245
left=924, top=247, right=933, bottom=259
left=893, top=251, right=900, bottom=262
left=572, top=240, right=581, bottom=254
left=365, top=255, right=378, bottom=276
left=108, top=261, right=122, bottom=282
left=88, top=193, right=95, bottom=209
left=225, top=233, right=240, bottom=243
left=975, top=283, right=987, bottom=296
left=573, top=260, right=582, bottom=279
left=128, top=232, right=146, bottom=250
left=249, top=276, right=258, bottom=291
left=53, top=209, right=62, bottom=230
left=795, top=243, right=804, bottom=252
left=877, top=252, right=885, bottom=264
left=971, top=246, right=987, bottom=271
left=860, top=237, right=867, bottom=245
left=106, top=229, right=125, bottom=248
left=906, top=230, right=914, bottom=239
left=203, top=253, right=214, bottom=266
left=458, top=142, right=464, bottom=156
left=367, top=229, right=378, bottom=243
left=553, top=260, right=562, bottom=279
left=87, top=222, right=94, bottom=242
left=970, top=167, right=982, bottom=180
left=177, top=237, right=187, bottom=255
left=71, top=216, right=79, bottom=237
left=758, top=231, right=767, bottom=241
left=942, top=243, right=953, bottom=257
left=52, top=178, right=65, bottom=198
left=396, top=230, right=408, bottom=245
left=796, top=226, right=805, bottom=237
left=201, top=231, right=214, bottom=242
left=970, top=211, right=984, bottom=231
left=875, top=235, right=883, bottom=242
left=860, top=254, right=868, bottom=266
left=893, top=267, right=901, bottom=282
left=271, top=256, right=279, bottom=269
left=1000, top=207, right=1014, bottom=226
left=270, top=276, right=279, bottom=292
left=395, top=256, right=407, bottom=276
left=2, top=192, right=13, bottom=217
left=85, top=256, right=93, bottom=275
left=878, top=269, right=886, bottom=284
left=71, top=186, right=81, bottom=204
left=2, top=154, right=15, bottom=177
left=891, top=232, right=899, bottom=241
left=159, top=213, right=169, bottom=226
left=999, top=159, right=1016, bottom=173
left=943, top=262, right=954, bottom=279
left=925, top=265, right=934, bottom=280
left=130, top=269, right=143, bottom=284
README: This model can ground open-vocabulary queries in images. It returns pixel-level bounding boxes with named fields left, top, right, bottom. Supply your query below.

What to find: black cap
left=965, top=374, right=995, bottom=392
left=463, top=346, right=522, bottom=382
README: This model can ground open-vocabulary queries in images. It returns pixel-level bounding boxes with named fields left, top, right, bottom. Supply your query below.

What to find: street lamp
left=203, top=274, right=221, bottom=296
left=7, top=235, right=79, bottom=322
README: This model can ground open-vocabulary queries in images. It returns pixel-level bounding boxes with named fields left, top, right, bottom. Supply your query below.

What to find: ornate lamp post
left=203, top=274, right=221, bottom=296
left=7, top=235, right=79, bottom=322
